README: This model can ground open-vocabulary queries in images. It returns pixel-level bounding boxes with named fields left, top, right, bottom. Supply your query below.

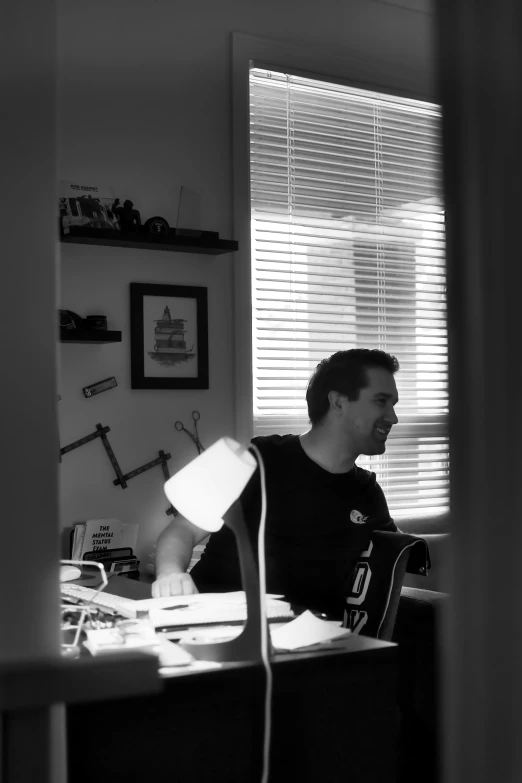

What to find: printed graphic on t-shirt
left=346, top=561, right=372, bottom=605
left=350, top=509, right=369, bottom=524
left=345, top=608, right=369, bottom=634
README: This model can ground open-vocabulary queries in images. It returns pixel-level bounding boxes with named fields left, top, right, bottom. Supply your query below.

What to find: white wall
left=57, top=0, right=434, bottom=566
left=57, top=249, right=224, bottom=565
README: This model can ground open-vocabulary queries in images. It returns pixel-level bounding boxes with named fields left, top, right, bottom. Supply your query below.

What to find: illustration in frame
left=130, top=283, right=209, bottom=389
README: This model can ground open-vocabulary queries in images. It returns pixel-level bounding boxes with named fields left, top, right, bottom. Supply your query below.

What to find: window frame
left=231, top=32, right=443, bottom=528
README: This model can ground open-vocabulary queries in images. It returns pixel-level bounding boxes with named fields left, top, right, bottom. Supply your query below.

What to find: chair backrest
left=343, top=532, right=431, bottom=641
left=403, top=533, right=450, bottom=593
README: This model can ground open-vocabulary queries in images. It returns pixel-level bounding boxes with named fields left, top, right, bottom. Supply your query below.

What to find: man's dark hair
left=306, top=349, right=400, bottom=425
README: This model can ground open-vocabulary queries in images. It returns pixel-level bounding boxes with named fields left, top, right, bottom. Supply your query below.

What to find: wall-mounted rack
left=61, top=227, right=238, bottom=256
left=60, top=422, right=176, bottom=516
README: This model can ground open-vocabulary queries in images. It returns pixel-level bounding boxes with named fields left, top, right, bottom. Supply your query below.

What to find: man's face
left=338, top=367, right=399, bottom=456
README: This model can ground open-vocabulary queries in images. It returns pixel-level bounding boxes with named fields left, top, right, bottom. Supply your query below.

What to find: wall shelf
left=60, top=227, right=239, bottom=256
left=60, top=329, right=122, bottom=344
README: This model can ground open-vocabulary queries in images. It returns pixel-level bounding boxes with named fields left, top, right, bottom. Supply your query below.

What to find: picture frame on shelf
left=130, top=283, right=209, bottom=390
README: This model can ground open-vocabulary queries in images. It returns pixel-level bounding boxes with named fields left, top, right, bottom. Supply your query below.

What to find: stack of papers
left=83, top=625, right=159, bottom=656
left=134, top=591, right=295, bottom=629
left=163, top=611, right=352, bottom=651
left=83, top=626, right=196, bottom=668
left=83, top=592, right=351, bottom=655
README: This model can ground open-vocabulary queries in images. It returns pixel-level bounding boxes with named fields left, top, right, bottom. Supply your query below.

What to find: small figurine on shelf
left=112, top=199, right=141, bottom=232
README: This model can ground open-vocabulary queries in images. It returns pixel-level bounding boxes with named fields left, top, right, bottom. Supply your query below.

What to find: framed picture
left=130, top=283, right=209, bottom=389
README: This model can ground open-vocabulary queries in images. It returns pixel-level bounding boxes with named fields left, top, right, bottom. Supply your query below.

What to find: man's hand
left=151, top=571, right=199, bottom=598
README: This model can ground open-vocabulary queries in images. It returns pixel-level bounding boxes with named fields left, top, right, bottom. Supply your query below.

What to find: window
left=249, top=68, right=448, bottom=521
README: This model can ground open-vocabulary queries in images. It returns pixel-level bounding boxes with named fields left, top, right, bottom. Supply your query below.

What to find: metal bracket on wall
left=60, top=423, right=176, bottom=516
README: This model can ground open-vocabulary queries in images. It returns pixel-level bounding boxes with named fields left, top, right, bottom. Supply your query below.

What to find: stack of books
left=70, top=518, right=139, bottom=575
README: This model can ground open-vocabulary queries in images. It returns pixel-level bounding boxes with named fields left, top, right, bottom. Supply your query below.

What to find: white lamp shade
left=164, top=437, right=257, bottom=532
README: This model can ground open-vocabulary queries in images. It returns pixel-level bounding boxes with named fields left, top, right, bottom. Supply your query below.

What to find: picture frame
left=130, top=283, right=209, bottom=389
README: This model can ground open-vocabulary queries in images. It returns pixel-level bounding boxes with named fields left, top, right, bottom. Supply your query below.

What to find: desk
left=67, top=576, right=399, bottom=783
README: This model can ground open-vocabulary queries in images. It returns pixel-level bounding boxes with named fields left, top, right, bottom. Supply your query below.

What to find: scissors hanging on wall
left=175, top=410, right=205, bottom=455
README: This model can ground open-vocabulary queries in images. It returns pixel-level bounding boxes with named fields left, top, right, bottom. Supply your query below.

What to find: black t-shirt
left=190, top=434, right=397, bottom=617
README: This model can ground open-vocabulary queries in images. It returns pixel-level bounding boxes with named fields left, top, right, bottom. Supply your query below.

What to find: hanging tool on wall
left=59, top=422, right=175, bottom=515
left=159, top=450, right=178, bottom=516
left=99, top=425, right=128, bottom=488
left=174, top=410, right=205, bottom=455
left=60, top=423, right=111, bottom=458
left=83, top=376, right=117, bottom=398
left=112, top=450, right=171, bottom=487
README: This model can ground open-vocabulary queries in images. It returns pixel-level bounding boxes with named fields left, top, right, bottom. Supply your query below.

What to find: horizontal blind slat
left=249, top=67, right=447, bottom=520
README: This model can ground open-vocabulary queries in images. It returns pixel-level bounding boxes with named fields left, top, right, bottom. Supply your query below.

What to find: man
left=152, top=348, right=400, bottom=618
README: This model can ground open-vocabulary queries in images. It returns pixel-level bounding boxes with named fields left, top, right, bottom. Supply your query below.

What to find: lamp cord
left=249, top=443, right=272, bottom=783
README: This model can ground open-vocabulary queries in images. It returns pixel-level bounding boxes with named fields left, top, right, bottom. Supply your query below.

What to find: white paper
left=270, top=610, right=352, bottom=651
left=139, top=591, right=294, bottom=628
left=159, top=660, right=222, bottom=677
left=155, top=635, right=195, bottom=667
left=133, top=591, right=286, bottom=611
left=169, top=625, right=244, bottom=644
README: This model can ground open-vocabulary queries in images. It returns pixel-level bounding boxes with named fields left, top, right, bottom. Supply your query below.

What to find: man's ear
left=328, top=390, right=345, bottom=415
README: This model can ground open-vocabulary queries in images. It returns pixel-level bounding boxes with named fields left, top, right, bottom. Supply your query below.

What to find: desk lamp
left=163, top=436, right=270, bottom=663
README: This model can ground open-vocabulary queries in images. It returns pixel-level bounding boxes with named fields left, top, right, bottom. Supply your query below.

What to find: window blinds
left=249, top=68, right=448, bottom=519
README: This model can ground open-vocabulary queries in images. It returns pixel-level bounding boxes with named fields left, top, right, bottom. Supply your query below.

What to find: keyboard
left=60, top=584, right=138, bottom=618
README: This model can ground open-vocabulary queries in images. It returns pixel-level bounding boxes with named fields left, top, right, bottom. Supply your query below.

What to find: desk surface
left=79, top=572, right=396, bottom=667
left=68, top=580, right=398, bottom=783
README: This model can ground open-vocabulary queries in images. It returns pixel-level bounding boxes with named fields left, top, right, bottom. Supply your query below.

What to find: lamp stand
left=180, top=500, right=270, bottom=663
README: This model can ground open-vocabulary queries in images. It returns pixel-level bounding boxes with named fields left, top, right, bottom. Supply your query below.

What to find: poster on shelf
left=59, top=180, right=121, bottom=235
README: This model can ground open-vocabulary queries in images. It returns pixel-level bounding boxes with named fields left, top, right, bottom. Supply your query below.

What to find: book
left=71, top=523, right=87, bottom=560
left=71, top=519, right=139, bottom=560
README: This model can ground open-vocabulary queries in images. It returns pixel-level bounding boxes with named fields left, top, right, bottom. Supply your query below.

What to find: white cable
left=249, top=443, right=272, bottom=783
